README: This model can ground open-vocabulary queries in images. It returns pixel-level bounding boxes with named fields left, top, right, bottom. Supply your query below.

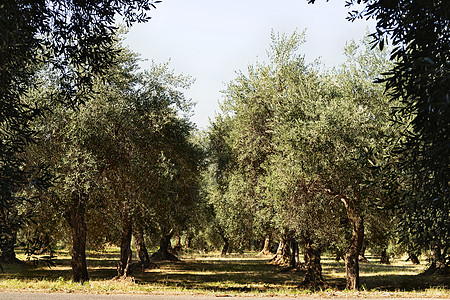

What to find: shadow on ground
left=0, top=251, right=448, bottom=293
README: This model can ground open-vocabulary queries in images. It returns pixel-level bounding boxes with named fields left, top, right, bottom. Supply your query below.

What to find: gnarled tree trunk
left=150, top=229, right=179, bottom=261
left=258, top=235, right=271, bottom=256
left=185, top=232, right=193, bottom=249
left=289, top=238, right=299, bottom=269
left=270, top=236, right=290, bottom=265
left=173, top=234, right=182, bottom=252
left=342, top=197, right=364, bottom=290
left=218, top=226, right=230, bottom=255
left=301, top=236, right=328, bottom=288
left=133, top=222, right=150, bottom=266
left=424, top=240, right=448, bottom=275
left=358, top=245, right=369, bottom=262
left=407, top=252, right=420, bottom=265
left=0, top=230, right=19, bottom=263
left=117, top=206, right=132, bottom=277
left=159, top=232, right=172, bottom=256
left=221, top=237, right=230, bottom=255
left=380, top=249, right=390, bottom=264
left=65, top=193, right=89, bottom=283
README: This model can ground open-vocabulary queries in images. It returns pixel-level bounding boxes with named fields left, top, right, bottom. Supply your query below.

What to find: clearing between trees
left=0, top=249, right=448, bottom=297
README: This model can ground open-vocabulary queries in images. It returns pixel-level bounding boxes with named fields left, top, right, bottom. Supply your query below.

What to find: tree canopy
left=0, top=0, right=160, bottom=263
left=343, top=0, right=449, bottom=273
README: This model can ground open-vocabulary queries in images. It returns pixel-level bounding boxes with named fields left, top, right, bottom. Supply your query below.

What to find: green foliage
left=344, top=0, right=449, bottom=268
left=0, top=0, right=160, bottom=260
left=204, top=30, right=398, bottom=273
left=23, top=40, right=202, bottom=256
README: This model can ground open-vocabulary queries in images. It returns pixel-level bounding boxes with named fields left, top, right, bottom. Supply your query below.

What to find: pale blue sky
left=124, top=0, right=375, bottom=129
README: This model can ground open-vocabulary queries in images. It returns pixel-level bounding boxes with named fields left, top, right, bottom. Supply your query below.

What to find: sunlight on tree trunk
left=117, top=206, right=132, bottom=277
left=133, top=222, right=150, bottom=266
left=300, top=236, right=328, bottom=289
left=0, top=231, right=18, bottom=263
left=258, top=235, right=271, bottom=256
left=65, top=193, right=89, bottom=283
left=270, top=237, right=290, bottom=266
left=380, top=249, right=390, bottom=264
left=342, top=198, right=364, bottom=290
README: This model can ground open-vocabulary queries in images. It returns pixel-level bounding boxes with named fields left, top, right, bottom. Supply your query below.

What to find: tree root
left=299, top=278, right=331, bottom=290
left=257, top=249, right=273, bottom=257
left=269, top=254, right=289, bottom=266
left=149, top=250, right=179, bottom=262
left=279, top=263, right=305, bottom=273
left=358, top=255, right=369, bottom=262
left=421, top=264, right=449, bottom=276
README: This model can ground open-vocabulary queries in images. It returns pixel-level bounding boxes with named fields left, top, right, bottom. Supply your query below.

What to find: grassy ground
left=0, top=248, right=448, bottom=297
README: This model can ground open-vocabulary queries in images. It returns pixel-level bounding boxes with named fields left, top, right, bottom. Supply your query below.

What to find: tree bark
left=430, top=241, right=445, bottom=269
left=159, top=232, right=172, bottom=256
left=185, top=233, right=193, bottom=249
left=117, top=207, right=132, bottom=277
left=423, top=240, right=448, bottom=274
left=358, top=245, right=369, bottom=262
left=150, top=229, right=179, bottom=261
left=65, top=193, right=89, bottom=283
left=342, top=197, right=364, bottom=290
left=300, top=236, right=328, bottom=288
left=258, top=235, right=271, bottom=256
left=380, top=249, right=390, bottom=264
left=270, top=237, right=290, bottom=265
left=173, top=234, right=182, bottom=252
left=289, top=238, right=298, bottom=269
left=407, top=252, right=420, bottom=265
left=36, top=233, right=54, bottom=256
left=132, top=222, right=150, bottom=265
left=218, top=227, right=230, bottom=255
left=0, top=230, right=19, bottom=263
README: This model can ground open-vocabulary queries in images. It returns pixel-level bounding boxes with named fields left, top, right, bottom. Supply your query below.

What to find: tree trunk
left=342, top=197, right=364, bottom=290
left=117, top=208, right=132, bottom=277
left=380, top=249, right=390, bottom=264
left=270, top=237, right=290, bottom=265
left=133, top=222, right=150, bottom=265
left=430, top=241, right=446, bottom=269
left=258, top=235, right=271, bottom=256
left=300, top=236, right=328, bottom=288
left=160, top=233, right=172, bottom=255
left=150, top=229, right=179, bottom=261
left=221, top=236, right=230, bottom=255
left=0, top=230, right=18, bottom=263
left=0, top=190, right=20, bottom=264
left=218, top=227, right=230, bottom=255
left=185, top=233, right=193, bottom=249
left=289, top=238, right=298, bottom=269
left=407, top=252, right=420, bottom=265
left=65, top=193, right=89, bottom=283
left=36, top=233, right=54, bottom=256
left=424, top=240, right=448, bottom=275
left=358, top=245, right=369, bottom=262
left=173, top=234, right=182, bottom=252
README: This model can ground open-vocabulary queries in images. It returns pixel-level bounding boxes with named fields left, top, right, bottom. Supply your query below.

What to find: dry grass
left=0, top=249, right=448, bottom=297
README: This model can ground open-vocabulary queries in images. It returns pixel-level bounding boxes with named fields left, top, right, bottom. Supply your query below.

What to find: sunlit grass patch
left=1, top=249, right=448, bottom=297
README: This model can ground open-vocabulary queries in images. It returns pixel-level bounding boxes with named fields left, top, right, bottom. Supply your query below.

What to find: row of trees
left=1, top=0, right=448, bottom=291
left=5, top=32, right=400, bottom=290
left=23, top=44, right=201, bottom=283
left=204, top=31, right=403, bottom=289
left=1, top=0, right=161, bottom=264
